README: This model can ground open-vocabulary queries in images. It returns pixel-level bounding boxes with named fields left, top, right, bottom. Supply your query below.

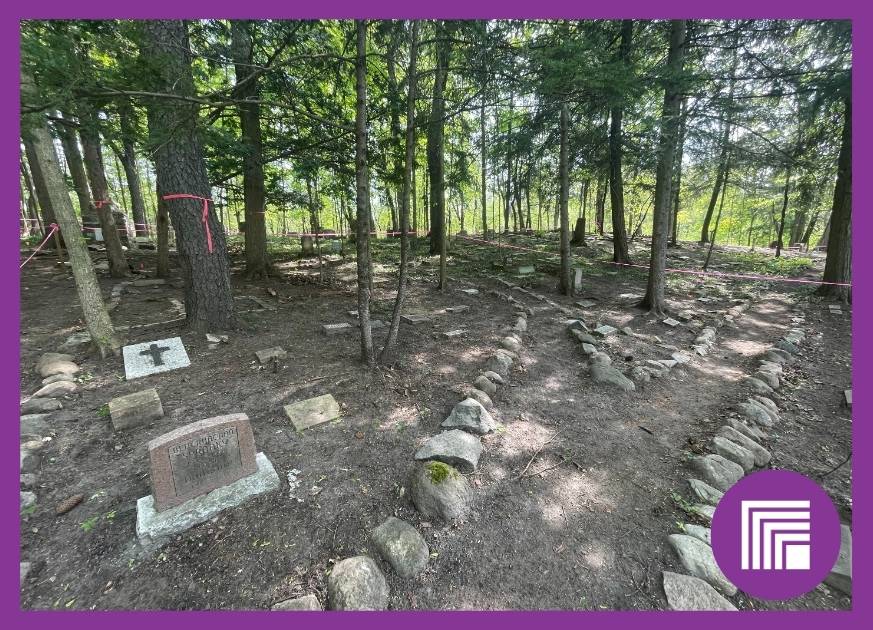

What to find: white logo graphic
left=740, top=500, right=811, bottom=570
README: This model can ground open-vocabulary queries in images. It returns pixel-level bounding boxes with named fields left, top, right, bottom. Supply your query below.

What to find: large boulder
left=20, top=398, right=62, bottom=415
left=472, top=375, right=497, bottom=396
left=485, top=352, right=513, bottom=378
left=37, top=359, right=79, bottom=379
left=440, top=398, right=496, bottom=435
left=35, top=353, right=74, bottom=373
left=408, top=461, right=472, bottom=522
left=662, top=571, right=737, bottom=611
left=327, top=556, right=388, bottom=610
left=667, top=534, right=737, bottom=596
left=589, top=364, right=635, bottom=392
left=414, top=430, right=482, bottom=473
left=691, top=454, right=744, bottom=492
left=371, top=517, right=429, bottom=579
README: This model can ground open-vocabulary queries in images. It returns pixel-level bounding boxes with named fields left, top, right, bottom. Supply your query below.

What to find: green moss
left=426, top=461, right=457, bottom=485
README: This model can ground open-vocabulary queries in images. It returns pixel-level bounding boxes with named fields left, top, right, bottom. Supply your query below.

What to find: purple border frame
left=3, top=1, right=866, bottom=628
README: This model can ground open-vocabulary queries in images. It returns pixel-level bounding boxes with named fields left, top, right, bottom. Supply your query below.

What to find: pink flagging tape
left=162, top=194, right=213, bottom=253
left=20, top=223, right=58, bottom=269
left=93, top=199, right=110, bottom=208
left=454, top=234, right=852, bottom=288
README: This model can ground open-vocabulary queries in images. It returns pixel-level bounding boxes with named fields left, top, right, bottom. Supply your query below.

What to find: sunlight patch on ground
left=377, top=405, right=419, bottom=430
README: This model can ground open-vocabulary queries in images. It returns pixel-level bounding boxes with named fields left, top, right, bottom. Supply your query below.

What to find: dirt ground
left=18, top=235, right=852, bottom=611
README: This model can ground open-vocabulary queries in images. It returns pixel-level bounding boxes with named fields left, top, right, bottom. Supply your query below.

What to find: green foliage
left=426, top=461, right=457, bottom=485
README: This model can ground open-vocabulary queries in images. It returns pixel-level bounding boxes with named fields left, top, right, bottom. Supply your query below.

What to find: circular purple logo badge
left=711, top=469, right=841, bottom=600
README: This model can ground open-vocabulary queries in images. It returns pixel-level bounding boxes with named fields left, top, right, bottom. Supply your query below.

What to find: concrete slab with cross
left=123, top=336, right=191, bottom=380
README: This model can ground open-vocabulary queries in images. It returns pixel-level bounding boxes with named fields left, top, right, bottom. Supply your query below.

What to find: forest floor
left=18, top=233, right=851, bottom=611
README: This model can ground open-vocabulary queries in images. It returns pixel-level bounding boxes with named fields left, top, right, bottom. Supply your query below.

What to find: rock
left=485, top=352, right=513, bottom=378
left=495, top=347, right=519, bottom=361
left=513, top=317, right=527, bottom=332
left=758, top=360, right=783, bottom=376
left=37, top=359, right=79, bottom=379
left=414, top=429, right=483, bottom=473
left=645, top=360, right=669, bottom=377
left=371, top=517, right=429, bottom=578
left=784, top=329, right=804, bottom=345
left=667, top=534, right=737, bottom=596
left=725, top=417, right=767, bottom=442
left=442, top=329, right=466, bottom=339
left=109, top=388, right=164, bottom=430
left=20, top=561, right=32, bottom=586
left=589, top=352, right=612, bottom=366
left=20, top=449, right=40, bottom=474
left=408, top=461, right=472, bottom=521
left=663, top=317, right=681, bottom=327
left=824, top=524, right=852, bottom=595
left=20, top=473, right=38, bottom=489
left=582, top=343, right=597, bottom=356
left=662, top=571, right=737, bottom=611
left=751, top=395, right=779, bottom=414
left=482, top=371, right=504, bottom=385
left=55, top=494, right=84, bottom=515
left=20, top=414, right=51, bottom=436
left=205, top=333, right=229, bottom=344
left=20, top=491, right=37, bottom=511
left=327, top=556, right=388, bottom=610
left=754, top=370, right=780, bottom=389
left=60, top=331, right=92, bottom=351
left=762, top=349, right=791, bottom=364
left=255, top=347, right=287, bottom=364
left=589, top=363, right=635, bottom=392
left=683, top=524, right=712, bottom=546
left=441, top=398, right=496, bottom=435
left=775, top=339, right=800, bottom=355
left=693, top=504, right=716, bottom=524
left=473, top=375, right=497, bottom=396
left=736, top=401, right=774, bottom=428
left=747, top=398, right=779, bottom=424
left=671, top=352, right=691, bottom=365
left=594, top=325, right=617, bottom=337
left=630, top=366, right=651, bottom=384
left=688, top=479, right=724, bottom=506
left=570, top=329, right=598, bottom=345
left=35, top=352, right=74, bottom=373
left=659, top=359, right=678, bottom=369
left=745, top=377, right=775, bottom=396
left=717, top=426, right=770, bottom=467
left=271, top=594, right=321, bottom=611
left=465, top=388, right=493, bottom=410
left=500, top=336, right=521, bottom=353
left=41, top=373, right=77, bottom=385
left=711, top=436, right=755, bottom=472
left=691, top=454, right=744, bottom=492
left=20, top=397, right=62, bottom=415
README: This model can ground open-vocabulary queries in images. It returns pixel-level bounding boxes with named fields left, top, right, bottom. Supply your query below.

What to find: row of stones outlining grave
left=659, top=302, right=853, bottom=611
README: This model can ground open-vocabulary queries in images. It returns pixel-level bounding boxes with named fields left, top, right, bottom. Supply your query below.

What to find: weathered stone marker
left=108, top=388, right=164, bottom=430
left=136, top=413, right=278, bottom=545
left=573, top=267, right=583, bottom=292
left=401, top=314, right=431, bottom=325
left=284, top=394, right=341, bottom=432
left=255, top=347, right=287, bottom=364
left=123, top=337, right=190, bottom=380
left=323, top=322, right=353, bottom=335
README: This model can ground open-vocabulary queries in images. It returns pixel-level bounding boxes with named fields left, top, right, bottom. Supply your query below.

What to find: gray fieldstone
left=322, top=323, right=353, bottom=336
left=20, top=491, right=37, bottom=510
left=725, top=417, right=767, bottom=442
left=482, top=371, right=504, bottom=385
left=20, top=398, right=61, bottom=415
left=514, top=317, right=527, bottom=332
left=751, top=395, right=779, bottom=414
left=672, top=352, right=691, bottom=364
left=754, top=371, right=780, bottom=389
left=745, top=377, right=775, bottom=396
left=408, top=461, right=472, bottom=521
left=589, top=364, right=635, bottom=392
left=372, top=517, right=429, bottom=578
left=255, top=347, right=287, bottom=363
left=717, top=426, right=770, bottom=467
left=691, top=454, right=744, bottom=492
left=35, top=352, right=74, bottom=373
left=37, top=359, right=79, bottom=379
left=20, top=449, right=40, bottom=474
left=495, top=348, right=519, bottom=361
left=746, top=397, right=780, bottom=424
left=41, top=373, right=77, bottom=386
left=465, top=388, right=493, bottom=410
left=594, top=325, right=618, bottom=337
left=667, top=534, right=737, bottom=596
left=784, top=329, right=805, bottom=345
left=20, top=473, right=38, bottom=489
left=662, top=571, right=737, bottom=611
left=659, top=359, right=678, bottom=369
left=20, top=414, right=51, bottom=436
left=284, top=394, right=340, bottom=432
left=582, top=343, right=597, bottom=356
left=500, top=336, right=521, bottom=353
left=823, top=524, right=852, bottom=595
left=775, top=339, right=800, bottom=355
left=485, top=352, right=513, bottom=378
left=442, top=329, right=465, bottom=339
left=693, top=504, right=716, bottom=525
left=414, top=429, right=482, bottom=473
left=20, top=562, right=32, bottom=586
left=737, top=401, right=774, bottom=428
left=711, top=436, right=755, bottom=472
left=630, top=366, right=651, bottom=384
left=688, top=479, right=724, bottom=506
left=441, top=398, right=496, bottom=435
left=758, top=360, right=783, bottom=375
left=327, top=555, right=388, bottom=610
left=271, top=594, right=321, bottom=611
left=571, top=329, right=598, bottom=345
left=645, top=360, right=669, bottom=377
left=763, top=348, right=792, bottom=364
left=663, top=318, right=681, bottom=327
left=684, top=524, right=712, bottom=546
left=473, top=375, right=497, bottom=396
left=109, top=388, right=164, bottom=430
left=589, top=352, right=612, bottom=366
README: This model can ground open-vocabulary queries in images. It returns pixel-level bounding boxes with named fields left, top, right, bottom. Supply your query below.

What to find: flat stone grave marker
left=123, top=337, right=190, bottom=380
left=401, top=314, right=431, bottom=325
left=323, top=322, right=354, bottom=335
left=517, top=265, right=535, bottom=275
left=284, top=394, right=341, bottom=432
left=576, top=299, right=597, bottom=308
left=356, top=320, right=386, bottom=329
left=443, top=329, right=465, bottom=339
left=347, top=310, right=359, bottom=318
left=136, top=413, right=278, bottom=544
left=445, top=305, right=470, bottom=314
left=844, top=389, right=852, bottom=409
left=663, top=318, right=681, bottom=327
left=255, top=347, right=287, bottom=363
left=573, top=268, right=583, bottom=292
left=594, top=325, right=618, bottom=337
left=460, top=288, right=479, bottom=295
left=109, top=388, right=164, bottom=430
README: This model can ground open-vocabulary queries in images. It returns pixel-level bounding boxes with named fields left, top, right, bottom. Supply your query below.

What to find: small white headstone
left=594, top=325, right=617, bottom=337
left=123, top=337, right=190, bottom=380
left=576, top=299, right=597, bottom=308
left=401, top=314, right=431, bottom=325
left=460, top=288, right=479, bottom=296
left=663, top=318, right=681, bottom=327
left=322, top=322, right=353, bottom=335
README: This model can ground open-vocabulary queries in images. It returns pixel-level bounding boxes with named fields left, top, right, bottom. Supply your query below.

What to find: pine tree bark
left=817, top=94, right=851, bottom=301
left=480, top=98, right=488, bottom=236
left=354, top=19, right=375, bottom=365
left=141, top=20, right=237, bottom=331
left=54, top=114, right=92, bottom=216
left=21, top=70, right=120, bottom=357
left=641, top=19, right=686, bottom=316
left=427, top=21, right=449, bottom=257
left=595, top=173, right=606, bottom=235
left=382, top=21, right=419, bottom=361
left=22, top=138, right=59, bottom=238
left=669, top=98, right=687, bottom=245
left=558, top=103, right=572, bottom=295
left=774, top=166, right=792, bottom=258
left=608, top=20, right=633, bottom=264
left=118, top=100, right=150, bottom=238
left=78, top=106, right=129, bottom=278
left=231, top=20, right=272, bottom=279
left=20, top=155, right=43, bottom=234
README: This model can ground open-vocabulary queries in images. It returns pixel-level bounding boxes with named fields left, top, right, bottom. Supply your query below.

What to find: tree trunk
left=22, top=137, right=59, bottom=239
left=155, top=183, right=170, bottom=277
left=817, top=95, right=851, bottom=301
left=801, top=210, right=820, bottom=245
left=641, top=20, right=686, bottom=316
left=703, top=158, right=730, bottom=271
left=775, top=166, right=791, bottom=258
left=20, top=156, right=43, bottom=234
left=558, top=103, right=572, bottom=295
left=669, top=98, right=687, bottom=246
left=118, top=100, right=150, bottom=238
left=55, top=114, right=92, bottom=216
left=595, top=173, right=606, bottom=235
left=141, top=20, right=236, bottom=331
left=608, top=20, right=633, bottom=264
left=78, top=107, right=129, bottom=277
left=354, top=20, right=375, bottom=365
left=427, top=22, right=449, bottom=257
left=231, top=20, right=272, bottom=279
left=480, top=99, right=488, bottom=236
left=21, top=70, right=120, bottom=357
left=504, top=96, right=513, bottom=233
left=382, top=21, right=419, bottom=361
